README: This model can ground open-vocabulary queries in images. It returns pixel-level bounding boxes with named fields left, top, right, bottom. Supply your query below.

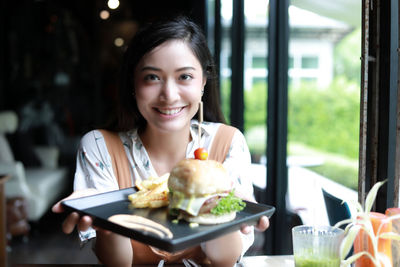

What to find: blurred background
left=0, top=0, right=380, bottom=265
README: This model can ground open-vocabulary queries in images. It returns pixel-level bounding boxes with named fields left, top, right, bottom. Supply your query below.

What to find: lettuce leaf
left=211, top=191, right=246, bottom=215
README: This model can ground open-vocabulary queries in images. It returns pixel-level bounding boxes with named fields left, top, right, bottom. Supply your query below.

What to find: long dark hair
left=114, top=16, right=225, bottom=131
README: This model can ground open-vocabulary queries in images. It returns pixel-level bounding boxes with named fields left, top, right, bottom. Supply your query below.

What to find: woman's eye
left=180, top=74, right=193, bottom=81
left=144, top=74, right=160, bottom=81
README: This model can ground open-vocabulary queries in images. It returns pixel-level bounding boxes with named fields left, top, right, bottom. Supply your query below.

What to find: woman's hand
left=234, top=192, right=270, bottom=234
left=52, top=190, right=133, bottom=266
left=241, top=215, right=270, bottom=234
left=51, top=189, right=99, bottom=234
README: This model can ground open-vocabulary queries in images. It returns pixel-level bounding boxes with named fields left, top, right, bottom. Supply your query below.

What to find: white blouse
left=73, top=120, right=255, bottom=259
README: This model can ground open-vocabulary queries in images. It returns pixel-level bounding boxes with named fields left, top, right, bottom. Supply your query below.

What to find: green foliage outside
left=241, top=77, right=360, bottom=190
left=220, top=28, right=361, bottom=190
left=240, top=80, right=360, bottom=189
left=220, top=80, right=267, bottom=131
left=220, top=79, right=231, bottom=124
left=245, top=82, right=267, bottom=131
left=288, top=77, right=360, bottom=159
left=334, top=28, right=362, bottom=85
left=241, top=77, right=360, bottom=157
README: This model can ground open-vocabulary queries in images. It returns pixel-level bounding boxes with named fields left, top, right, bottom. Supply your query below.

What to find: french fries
left=129, top=173, right=170, bottom=208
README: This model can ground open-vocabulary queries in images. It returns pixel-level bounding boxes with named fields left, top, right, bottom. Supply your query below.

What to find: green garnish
left=168, top=208, right=180, bottom=216
left=211, top=191, right=246, bottom=215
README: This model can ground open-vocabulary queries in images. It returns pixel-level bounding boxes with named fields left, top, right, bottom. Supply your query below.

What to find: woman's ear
left=202, top=77, right=207, bottom=87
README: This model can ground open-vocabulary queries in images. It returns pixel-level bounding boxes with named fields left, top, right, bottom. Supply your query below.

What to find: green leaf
left=341, top=251, right=377, bottom=267
left=211, top=191, right=246, bottom=215
left=388, top=213, right=400, bottom=221
left=379, top=232, right=400, bottom=241
left=340, top=224, right=361, bottom=260
left=365, top=180, right=386, bottom=213
left=334, top=218, right=353, bottom=229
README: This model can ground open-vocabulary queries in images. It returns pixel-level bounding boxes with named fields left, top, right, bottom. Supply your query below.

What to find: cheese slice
left=169, top=192, right=228, bottom=216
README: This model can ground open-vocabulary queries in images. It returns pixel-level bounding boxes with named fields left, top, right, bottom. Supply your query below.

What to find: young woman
left=52, top=16, right=269, bottom=267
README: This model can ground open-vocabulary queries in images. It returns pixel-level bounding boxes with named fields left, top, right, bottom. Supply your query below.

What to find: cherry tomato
left=194, top=148, right=208, bottom=160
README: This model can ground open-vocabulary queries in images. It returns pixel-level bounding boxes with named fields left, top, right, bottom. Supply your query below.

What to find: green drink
left=294, top=255, right=340, bottom=267
left=292, top=226, right=344, bottom=267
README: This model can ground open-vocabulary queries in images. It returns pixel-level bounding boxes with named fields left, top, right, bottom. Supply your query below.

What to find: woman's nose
left=160, top=80, right=179, bottom=101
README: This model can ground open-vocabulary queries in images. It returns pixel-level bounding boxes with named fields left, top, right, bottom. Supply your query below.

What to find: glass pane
left=287, top=4, right=361, bottom=226
left=243, top=0, right=269, bottom=256
left=207, top=0, right=216, bottom=56
left=220, top=0, right=232, bottom=122
left=243, top=0, right=268, bottom=166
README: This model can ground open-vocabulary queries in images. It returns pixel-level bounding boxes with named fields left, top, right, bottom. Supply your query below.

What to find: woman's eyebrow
left=176, top=66, right=196, bottom=72
left=140, top=66, right=161, bottom=72
left=140, top=66, right=196, bottom=72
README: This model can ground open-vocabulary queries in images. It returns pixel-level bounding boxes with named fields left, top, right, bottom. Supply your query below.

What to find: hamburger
left=168, top=158, right=246, bottom=225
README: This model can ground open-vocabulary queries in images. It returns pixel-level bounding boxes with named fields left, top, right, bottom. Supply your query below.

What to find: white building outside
left=220, top=1, right=352, bottom=90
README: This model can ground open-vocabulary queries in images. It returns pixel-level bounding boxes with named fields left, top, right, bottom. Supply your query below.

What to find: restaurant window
left=219, top=0, right=268, bottom=160
left=242, top=0, right=268, bottom=167
left=287, top=3, right=361, bottom=226
left=212, top=0, right=398, bottom=254
left=219, top=0, right=232, bottom=122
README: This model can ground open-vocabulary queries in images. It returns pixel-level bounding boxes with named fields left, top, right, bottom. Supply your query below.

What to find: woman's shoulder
left=80, top=129, right=105, bottom=140
left=80, top=129, right=133, bottom=140
left=77, top=130, right=104, bottom=148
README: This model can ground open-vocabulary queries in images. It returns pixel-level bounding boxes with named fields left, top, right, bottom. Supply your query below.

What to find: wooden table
left=241, top=255, right=294, bottom=267
left=0, top=175, right=10, bottom=267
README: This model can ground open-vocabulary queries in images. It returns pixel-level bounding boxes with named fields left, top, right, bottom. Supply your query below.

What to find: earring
left=201, top=89, right=204, bottom=96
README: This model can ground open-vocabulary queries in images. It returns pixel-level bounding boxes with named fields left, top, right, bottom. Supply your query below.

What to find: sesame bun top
left=168, top=159, right=232, bottom=197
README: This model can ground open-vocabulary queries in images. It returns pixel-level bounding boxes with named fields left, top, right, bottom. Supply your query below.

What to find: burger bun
left=168, top=159, right=232, bottom=197
left=182, top=211, right=236, bottom=225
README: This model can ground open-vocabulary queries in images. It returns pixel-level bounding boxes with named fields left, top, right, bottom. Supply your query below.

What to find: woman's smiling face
left=134, top=40, right=205, bottom=134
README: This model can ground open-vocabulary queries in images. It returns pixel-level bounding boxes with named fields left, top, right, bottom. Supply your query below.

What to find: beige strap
left=208, top=124, right=237, bottom=163
left=98, top=129, right=132, bottom=189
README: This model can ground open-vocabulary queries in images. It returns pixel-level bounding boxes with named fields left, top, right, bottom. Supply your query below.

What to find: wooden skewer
left=198, top=101, right=203, bottom=148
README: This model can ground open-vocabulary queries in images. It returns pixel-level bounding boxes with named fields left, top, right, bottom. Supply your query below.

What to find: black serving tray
left=61, top=187, right=275, bottom=252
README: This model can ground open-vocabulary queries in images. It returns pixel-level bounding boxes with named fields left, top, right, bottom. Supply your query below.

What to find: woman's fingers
left=52, top=189, right=99, bottom=214
left=240, top=224, right=253, bottom=234
left=255, top=216, right=269, bottom=232
left=62, top=212, right=94, bottom=233
left=77, top=215, right=93, bottom=232
left=62, top=212, right=80, bottom=234
left=52, top=201, right=64, bottom=213
left=52, top=189, right=101, bottom=235
left=240, top=216, right=270, bottom=234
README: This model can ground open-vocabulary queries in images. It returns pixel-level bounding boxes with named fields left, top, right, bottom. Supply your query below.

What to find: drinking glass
left=292, top=225, right=344, bottom=267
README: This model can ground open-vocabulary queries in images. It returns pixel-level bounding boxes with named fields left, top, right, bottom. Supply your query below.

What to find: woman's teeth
left=157, top=107, right=182, bottom=115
